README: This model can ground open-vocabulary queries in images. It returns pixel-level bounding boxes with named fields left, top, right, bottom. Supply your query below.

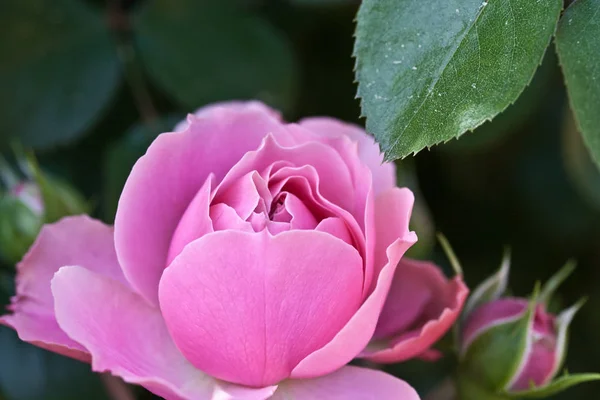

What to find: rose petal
left=115, top=102, right=291, bottom=305
left=509, top=338, right=556, bottom=391
left=1, top=216, right=125, bottom=362
left=268, top=165, right=368, bottom=288
left=418, top=348, right=444, bottom=362
left=373, top=188, right=415, bottom=281
left=460, top=298, right=528, bottom=353
left=315, top=218, right=353, bottom=246
left=51, top=266, right=274, bottom=400
left=213, top=171, right=271, bottom=220
left=220, top=134, right=356, bottom=215
left=272, top=366, right=420, bottom=400
left=283, top=192, right=318, bottom=230
left=174, top=101, right=283, bottom=132
left=210, top=204, right=254, bottom=232
left=361, top=259, right=468, bottom=363
left=299, top=117, right=396, bottom=195
left=167, top=175, right=215, bottom=265
left=159, top=230, right=363, bottom=387
left=290, top=230, right=417, bottom=379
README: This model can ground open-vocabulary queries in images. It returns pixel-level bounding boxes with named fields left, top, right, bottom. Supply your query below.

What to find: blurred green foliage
left=0, top=0, right=599, bottom=399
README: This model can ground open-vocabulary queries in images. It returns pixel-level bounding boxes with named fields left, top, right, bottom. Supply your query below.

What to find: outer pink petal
left=290, top=230, right=418, bottom=379
left=361, top=259, right=468, bottom=363
left=299, top=117, right=396, bottom=195
left=51, top=266, right=274, bottom=400
left=271, top=366, right=420, bottom=400
left=174, top=100, right=283, bottom=132
left=0, top=216, right=125, bottom=362
left=159, top=230, right=363, bottom=387
left=115, top=102, right=290, bottom=305
left=373, top=188, right=416, bottom=281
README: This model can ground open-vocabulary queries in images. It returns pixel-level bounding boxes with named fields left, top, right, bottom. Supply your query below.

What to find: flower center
left=268, top=192, right=287, bottom=220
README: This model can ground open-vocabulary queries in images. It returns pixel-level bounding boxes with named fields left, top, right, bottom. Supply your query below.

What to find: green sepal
left=437, top=233, right=464, bottom=353
left=436, top=233, right=463, bottom=276
left=456, top=373, right=512, bottom=400
left=538, top=260, right=576, bottom=306
left=547, top=298, right=586, bottom=381
left=504, top=373, right=600, bottom=398
left=0, top=195, right=43, bottom=265
left=460, top=285, right=539, bottom=391
left=462, top=249, right=511, bottom=322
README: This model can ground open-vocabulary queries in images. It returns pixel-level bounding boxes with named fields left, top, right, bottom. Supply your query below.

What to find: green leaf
left=134, top=0, right=297, bottom=111
left=0, top=327, right=109, bottom=400
left=556, top=0, right=600, bottom=167
left=562, top=106, right=600, bottom=210
left=505, top=373, right=600, bottom=398
left=103, top=116, right=181, bottom=222
left=0, top=0, right=121, bottom=149
left=354, top=0, right=562, bottom=160
left=441, top=51, right=557, bottom=153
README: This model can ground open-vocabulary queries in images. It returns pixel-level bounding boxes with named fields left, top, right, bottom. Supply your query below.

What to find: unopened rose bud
left=0, top=156, right=87, bottom=265
left=0, top=182, right=44, bottom=264
left=456, top=256, right=600, bottom=399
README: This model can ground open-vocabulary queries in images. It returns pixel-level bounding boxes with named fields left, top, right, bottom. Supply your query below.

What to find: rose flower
left=2, top=102, right=466, bottom=399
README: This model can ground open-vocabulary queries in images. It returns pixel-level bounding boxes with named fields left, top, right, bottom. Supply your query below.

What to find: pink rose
left=1, top=102, right=467, bottom=399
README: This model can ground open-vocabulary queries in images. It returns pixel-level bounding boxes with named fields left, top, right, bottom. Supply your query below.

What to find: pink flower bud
left=461, top=298, right=562, bottom=391
left=10, top=182, right=44, bottom=216
left=456, top=258, right=599, bottom=399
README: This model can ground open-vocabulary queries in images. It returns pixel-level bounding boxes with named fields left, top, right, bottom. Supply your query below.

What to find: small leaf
left=354, top=0, right=562, bottom=160
left=134, top=0, right=297, bottom=111
left=0, top=0, right=121, bottom=149
left=556, top=0, right=600, bottom=167
left=462, top=249, right=510, bottom=322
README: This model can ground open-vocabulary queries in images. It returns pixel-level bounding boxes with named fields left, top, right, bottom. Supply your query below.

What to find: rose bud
left=0, top=101, right=473, bottom=399
left=0, top=182, right=44, bottom=264
left=456, top=255, right=600, bottom=399
left=0, top=156, right=87, bottom=264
